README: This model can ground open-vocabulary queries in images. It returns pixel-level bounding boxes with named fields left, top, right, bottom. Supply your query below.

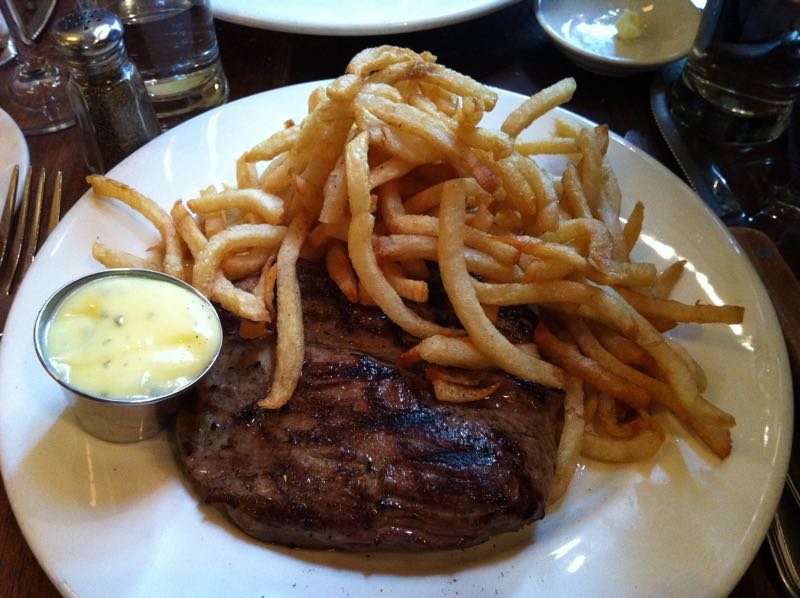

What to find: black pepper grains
left=53, top=9, right=160, bottom=174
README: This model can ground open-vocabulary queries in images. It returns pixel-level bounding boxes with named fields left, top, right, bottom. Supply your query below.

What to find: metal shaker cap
left=53, top=9, right=125, bottom=68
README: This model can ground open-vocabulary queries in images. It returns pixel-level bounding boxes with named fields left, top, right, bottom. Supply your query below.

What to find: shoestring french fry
left=193, top=223, right=287, bottom=322
left=399, top=335, right=538, bottom=370
left=438, top=178, right=565, bottom=390
left=561, top=162, right=593, bottom=219
left=187, top=188, right=284, bottom=225
left=516, top=137, right=579, bottom=156
left=91, top=241, right=162, bottom=271
left=548, top=375, right=584, bottom=503
left=325, top=240, right=359, bottom=303
left=87, top=175, right=184, bottom=279
left=259, top=211, right=313, bottom=409
left=533, top=321, right=650, bottom=409
left=621, top=200, right=644, bottom=258
left=171, top=200, right=207, bottom=258
left=501, top=77, right=577, bottom=139
left=650, top=259, right=687, bottom=299
left=236, top=154, right=259, bottom=189
left=615, top=286, right=745, bottom=324
left=428, top=378, right=502, bottom=403
left=86, top=46, right=744, bottom=498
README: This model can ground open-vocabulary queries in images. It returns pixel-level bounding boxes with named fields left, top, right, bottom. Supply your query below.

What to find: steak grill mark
left=176, top=260, right=563, bottom=551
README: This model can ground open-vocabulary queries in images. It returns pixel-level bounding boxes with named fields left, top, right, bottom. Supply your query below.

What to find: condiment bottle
left=53, top=9, right=160, bottom=174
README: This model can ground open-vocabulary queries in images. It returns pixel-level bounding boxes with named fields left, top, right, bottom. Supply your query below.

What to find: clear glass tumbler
left=88, top=0, right=229, bottom=130
left=669, top=0, right=800, bottom=146
left=0, top=0, right=75, bottom=134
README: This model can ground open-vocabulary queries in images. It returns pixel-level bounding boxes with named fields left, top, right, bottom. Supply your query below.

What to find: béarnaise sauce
left=41, top=273, right=222, bottom=400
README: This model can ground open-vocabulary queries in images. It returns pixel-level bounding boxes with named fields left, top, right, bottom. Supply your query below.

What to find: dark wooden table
left=0, top=1, right=794, bottom=595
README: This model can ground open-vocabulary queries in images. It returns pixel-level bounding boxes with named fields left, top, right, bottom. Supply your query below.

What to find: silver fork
left=0, top=165, right=62, bottom=337
left=768, top=474, right=800, bottom=597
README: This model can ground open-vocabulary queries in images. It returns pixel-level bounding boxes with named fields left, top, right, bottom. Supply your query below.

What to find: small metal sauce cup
left=33, top=268, right=222, bottom=443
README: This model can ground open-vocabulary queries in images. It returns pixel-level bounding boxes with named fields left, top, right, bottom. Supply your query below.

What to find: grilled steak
left=176, top=261, right=563, bottom=551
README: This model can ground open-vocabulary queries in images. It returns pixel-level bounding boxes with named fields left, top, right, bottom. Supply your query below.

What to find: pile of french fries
left=87, top=46, right=744, bottom=502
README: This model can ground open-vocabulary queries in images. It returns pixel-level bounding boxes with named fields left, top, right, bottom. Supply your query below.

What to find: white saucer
left=535, top=0, right=703, bottom=76
left=0, top=108, right=29, bottom=212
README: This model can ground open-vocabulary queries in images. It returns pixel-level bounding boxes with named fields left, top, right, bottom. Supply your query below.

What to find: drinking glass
left=0, top=0, right=74, bottom=134
left=669, top=0, right=800, bottom=146
left=84, top=0, right=228, bottom=130
left=666, top=0, right=800, bottom=272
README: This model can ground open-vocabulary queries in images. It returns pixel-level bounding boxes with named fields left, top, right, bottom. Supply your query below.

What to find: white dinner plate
left=0, top=107, right=29, bottom=213
left=0, top=11, right=17, bottom=67
left=535, top=0, right=703, bottom=76
left=212, top=0, right=520, bottom=35
left=0, top=82, right=792, bottom=597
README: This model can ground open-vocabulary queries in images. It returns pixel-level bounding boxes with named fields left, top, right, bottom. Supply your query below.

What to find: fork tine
left=18, top=168, right=46, bottom=275
left=0, top=168, right=33, bottom=295
left=45, top=171, right=63, bottom=240
left=0, top=165, right=20, bottom=267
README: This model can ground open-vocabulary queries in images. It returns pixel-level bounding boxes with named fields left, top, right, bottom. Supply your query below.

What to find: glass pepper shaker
left=53, top=9, right=160, bottom=174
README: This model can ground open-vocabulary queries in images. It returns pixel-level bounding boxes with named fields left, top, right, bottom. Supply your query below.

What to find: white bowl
left=535, top=0, right=703, bottom=76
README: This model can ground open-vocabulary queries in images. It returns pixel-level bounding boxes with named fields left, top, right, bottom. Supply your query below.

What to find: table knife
left=650, top=66, right=800, bottom=596
left=649, top=62, right=742, bottom=219
left=25, top=0, right=55, bottom=40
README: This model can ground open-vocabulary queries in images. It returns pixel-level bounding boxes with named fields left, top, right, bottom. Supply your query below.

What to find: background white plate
left=0, top=82, right=792, bottom=597
left=0, top=107, right=29, bottom=213
left=211, top=0, right=520, bottom=35
left=535, top=0, right=702, bottom=76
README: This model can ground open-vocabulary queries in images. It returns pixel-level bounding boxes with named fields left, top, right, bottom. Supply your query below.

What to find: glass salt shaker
left=53, top=9, right=160, bottom=174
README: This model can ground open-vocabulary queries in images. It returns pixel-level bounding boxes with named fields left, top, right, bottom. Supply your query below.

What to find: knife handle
left=732, top=226, right=799, bottom=488
left=732, top=227, right=800, bottom=368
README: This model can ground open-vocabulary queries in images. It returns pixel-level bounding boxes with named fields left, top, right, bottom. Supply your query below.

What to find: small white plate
left=0, top=107, right=29, bottom=213
left=536, top=0, right=703, bottom=76
left=213, top=0, right=520, bottom=35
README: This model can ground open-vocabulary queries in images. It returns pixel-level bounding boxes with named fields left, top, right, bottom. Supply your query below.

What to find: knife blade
left=650, top=60, right=800, bottom=241
left=24, top=0, right=56, bottom=41
left=735, top=226, right=800, bottom=598
left=0, top=0, right=53, bottom=44
left=732, top=227, right=800, bottom=391
left=651, top=47, right=800, bottom=598
left=0, top=11, right=16, bottom=66
left=649, top=62, right=742, bottom=219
